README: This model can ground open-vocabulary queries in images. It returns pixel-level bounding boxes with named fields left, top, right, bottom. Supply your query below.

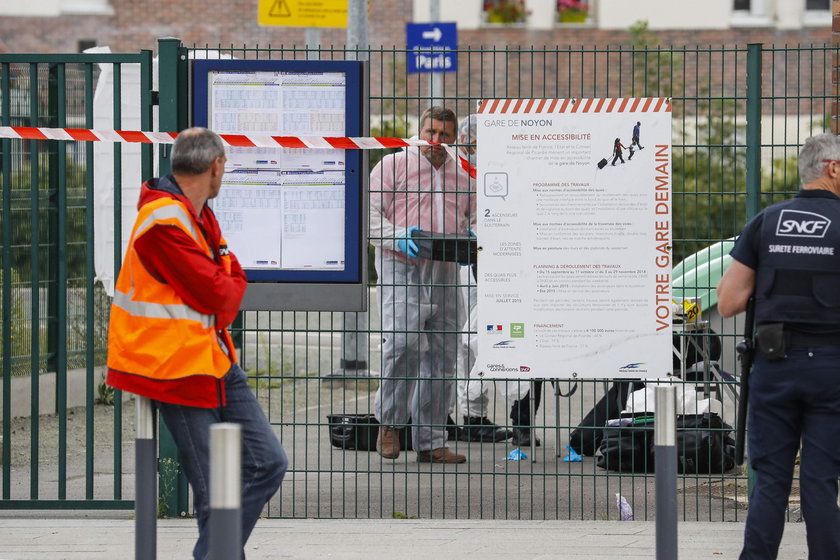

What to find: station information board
left=192, top=59, right=367, bottom=311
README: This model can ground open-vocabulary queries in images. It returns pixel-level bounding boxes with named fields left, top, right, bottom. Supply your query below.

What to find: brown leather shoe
left=416, top=447, right=466, bottom=464
left=376, top=426, right=400, bottom=459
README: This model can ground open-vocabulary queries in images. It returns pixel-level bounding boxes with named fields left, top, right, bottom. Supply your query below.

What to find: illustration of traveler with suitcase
left=611, top=137, right=627, bottom=166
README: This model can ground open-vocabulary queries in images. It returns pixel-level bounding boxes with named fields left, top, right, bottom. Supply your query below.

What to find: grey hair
left=458, top=114, right=477, bottom=145
left=171, top=127, right=226, bottom=175
left=798, top=133, right=840, bottom=185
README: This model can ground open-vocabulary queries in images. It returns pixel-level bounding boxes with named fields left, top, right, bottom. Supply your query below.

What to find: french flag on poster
left=486, top=324, right=503, bottom=332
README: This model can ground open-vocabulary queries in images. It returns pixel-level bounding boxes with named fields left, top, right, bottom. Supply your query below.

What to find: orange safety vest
left=107, top=197, right=236, bottom=407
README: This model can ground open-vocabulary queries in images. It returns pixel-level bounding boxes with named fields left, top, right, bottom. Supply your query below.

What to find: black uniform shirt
left=730, top=189, right=840, bottom=334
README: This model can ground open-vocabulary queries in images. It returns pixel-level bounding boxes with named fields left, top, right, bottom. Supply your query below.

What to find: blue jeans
left=740, top=346, right=840, bottom=560
left=157, top=363, right=288, bottom=560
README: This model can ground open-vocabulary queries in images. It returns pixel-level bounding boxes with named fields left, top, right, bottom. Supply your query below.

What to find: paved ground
left=1, top=305, right=787, bottom=557
left=0, top=517, right=810, bottom=559
left=3, top=377, right=752, bottom=522
left=1, top=371, right=761, bottom=560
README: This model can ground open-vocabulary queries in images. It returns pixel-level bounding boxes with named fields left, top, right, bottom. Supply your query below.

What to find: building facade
left=0, top=0, right=831, bottom=54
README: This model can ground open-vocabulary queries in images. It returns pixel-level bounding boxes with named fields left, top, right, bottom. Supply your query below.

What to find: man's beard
left=423, top=147, right=447, bottom=167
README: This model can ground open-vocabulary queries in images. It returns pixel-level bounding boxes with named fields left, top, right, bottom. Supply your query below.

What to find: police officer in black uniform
left=718, top=133, right=840, bottom=559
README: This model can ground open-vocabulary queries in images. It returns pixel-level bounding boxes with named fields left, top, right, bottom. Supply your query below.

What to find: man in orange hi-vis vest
left=106, top=127, right=287, bottom=559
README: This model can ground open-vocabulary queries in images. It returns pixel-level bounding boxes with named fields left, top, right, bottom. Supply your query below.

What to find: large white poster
left=476, top=98, right=672, bottom=380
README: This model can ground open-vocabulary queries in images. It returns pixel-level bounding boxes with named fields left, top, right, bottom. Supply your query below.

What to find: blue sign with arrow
left=406, top=22, right=457, bottom=73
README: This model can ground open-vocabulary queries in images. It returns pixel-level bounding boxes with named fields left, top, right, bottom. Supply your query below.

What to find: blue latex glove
left=503, top=448, right=528, bottom=461
left=397, top=226, right=422, bottom=258
left=562, top=445, right=582, bottom=462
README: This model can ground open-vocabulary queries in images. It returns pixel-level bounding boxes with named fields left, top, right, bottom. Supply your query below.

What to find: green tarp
left=672, top=239, right=735, bottom=312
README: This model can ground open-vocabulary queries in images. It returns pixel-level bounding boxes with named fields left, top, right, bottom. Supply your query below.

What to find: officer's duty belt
left=786, top=329, right=840, bottom=347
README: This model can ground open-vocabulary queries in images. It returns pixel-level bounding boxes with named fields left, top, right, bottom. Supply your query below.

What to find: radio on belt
left=410, top=230, right=477, bottom=265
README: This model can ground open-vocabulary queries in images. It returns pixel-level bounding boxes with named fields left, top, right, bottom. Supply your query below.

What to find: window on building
left=805, top=0, right=829, bottom=9
left=732, top=0, right=767, bottom=15
left=556, top=0, right=591, bottom=24
left=61, top=0, right=113, bottom=15
left=731, top=0, right=771, bottom=26
left=804, top=0, right=830, bottom=26
left=0, top=0, right=112, bottom=16
left=483, top=0, right=527, bottom=24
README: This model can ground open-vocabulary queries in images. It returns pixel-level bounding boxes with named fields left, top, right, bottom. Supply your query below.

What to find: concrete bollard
left=655, top=385, right=678, bottom=560
left=135, top=395, right=157, bottom=560
left=208, top=423, right=242, bottom=560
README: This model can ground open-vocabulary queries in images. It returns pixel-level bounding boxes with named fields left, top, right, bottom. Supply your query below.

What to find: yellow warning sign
left=258, top=0, right=348, bottom=28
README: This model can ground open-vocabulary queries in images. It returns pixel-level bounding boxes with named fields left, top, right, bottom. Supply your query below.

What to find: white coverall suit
left=370, top=146, right=475, bottom=453
left=457, top=265, right=530, bottom=418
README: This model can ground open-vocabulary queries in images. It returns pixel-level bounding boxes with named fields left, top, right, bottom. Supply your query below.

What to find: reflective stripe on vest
left=112, top=287, right=214, bottom=329
left=135, top=203, right=200, bottom=243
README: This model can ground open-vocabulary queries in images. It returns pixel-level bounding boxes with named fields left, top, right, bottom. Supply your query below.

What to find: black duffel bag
left=596, top=413, right=735, bottom=474
left=596, top=414, right=656, bottom=473
left=676, top=413, right=736, bottom=474
left=569, top=380, right=645, bottom=456
left=327, top=414, right=413, bottom=451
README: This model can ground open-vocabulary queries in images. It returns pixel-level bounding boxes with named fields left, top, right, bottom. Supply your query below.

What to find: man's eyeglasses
left=822, top=159, right=840, bottom=165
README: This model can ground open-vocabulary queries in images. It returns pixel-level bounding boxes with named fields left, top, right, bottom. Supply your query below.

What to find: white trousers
left=374, top=255, right=459, bottom=452
left=456, top=266, right=530, bottom=419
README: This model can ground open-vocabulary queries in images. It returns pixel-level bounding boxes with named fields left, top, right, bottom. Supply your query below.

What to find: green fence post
left=47, top=62, right=69, bottom=499
left=1, top=62, right=12, bottom=500
left=47, top=63, right=59, bottom=378
left=158, top=37, right=189, bottom=174
left=54, top=62, right=68, bottom=499
left=28, top=62, right=41, bottom=500
left=156, top=36, right=190, bottom=518
left=744, top=42, right=763, bottom=498
left=745, top=43, right=762, bottom=221
left=83, top=61, right=95, bottom=501
left=140, top=50, right=154, bottom=184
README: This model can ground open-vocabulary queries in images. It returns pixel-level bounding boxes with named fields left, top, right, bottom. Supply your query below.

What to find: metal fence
left=1, top=51, right=153, bottom=509
left=0, top=40, right=833, bottom=521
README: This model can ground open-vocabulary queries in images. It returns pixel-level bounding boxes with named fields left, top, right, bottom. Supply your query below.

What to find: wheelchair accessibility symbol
left=484, top=172, right=508, bottom=200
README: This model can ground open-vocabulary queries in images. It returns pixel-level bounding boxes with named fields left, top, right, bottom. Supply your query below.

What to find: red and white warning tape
left=0, top=126, right=180, bottom=145
left=0, top=95, right=671, bottom=177
left=0, top=125, right=477, bottom=177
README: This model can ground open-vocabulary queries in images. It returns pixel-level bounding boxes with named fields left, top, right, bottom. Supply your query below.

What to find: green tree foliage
left=369, top=55, right=412, bottom=171
left=628, top=20, right=680, bottom=99
left=626, top=21, right=801, bottom=263
left=671, top=101, right=802, bottom=263
left=366, top=118, right=411, bottom=286
left=368, top=57, right=413, bottom=285
left=0, top=154, right=88, bottom=281
left=368, top=117, right=412, bottom=171
left=0, top=154, right=92, bottom=374
left=0, top=266, right=32, bottom=375
left=671, top=99, right=745, bottom=263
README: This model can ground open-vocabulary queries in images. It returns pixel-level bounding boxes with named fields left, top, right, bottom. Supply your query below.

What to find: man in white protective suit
left=370, top=106, right=475, bottom=463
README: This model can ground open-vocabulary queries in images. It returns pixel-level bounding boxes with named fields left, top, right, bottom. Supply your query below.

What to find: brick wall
left=0, top=1, right=832, bottom=129
left=0, top=0, right=831, bottom=53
